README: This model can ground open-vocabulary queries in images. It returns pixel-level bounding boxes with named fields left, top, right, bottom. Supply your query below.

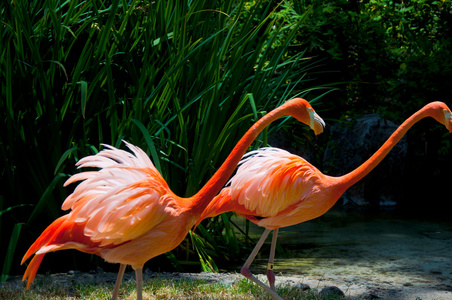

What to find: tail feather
left=21, top=216, right=68, bottom=265
left=21, top=214, right=99, bottom=289
left=22, top=254, right=44, bottom=289
left=20, top=216, right=68, bottom=289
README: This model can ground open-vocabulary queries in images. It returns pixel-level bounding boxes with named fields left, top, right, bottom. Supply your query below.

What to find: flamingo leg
left=267, top=228, right=279, bottom=291
left=241, top=228, right=283, bottom=300
left=111, top=264, right=126, bottom=300
left=135, top=267, right=143, bottom=300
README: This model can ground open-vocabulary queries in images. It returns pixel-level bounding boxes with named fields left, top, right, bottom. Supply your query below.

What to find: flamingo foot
left=240, top=266, right=282, bottom=300
left=240, top=229, right=283, bottom=300
left=240, top=266, right=253, bottom=278
left=266, top=268, right=276, bottom=290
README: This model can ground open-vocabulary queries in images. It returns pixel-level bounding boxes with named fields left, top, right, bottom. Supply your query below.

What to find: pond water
left=232, top=208, right=452, bottom=298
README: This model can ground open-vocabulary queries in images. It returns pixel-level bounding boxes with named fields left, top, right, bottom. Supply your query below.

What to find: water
left=232, top=209, right=452, bottom=294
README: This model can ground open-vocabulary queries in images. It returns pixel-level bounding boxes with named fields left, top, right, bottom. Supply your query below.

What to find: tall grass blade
left=54, top=147, right=79, bottom=175
left=130, top=118, right=162, bottom=173
left=1, top=223, right=23, bottom=283
left=27, top=174, right=67, bottom=224
left=0, top=0, right=329, bottom=277
left=79, top=81, right=88, bottom=119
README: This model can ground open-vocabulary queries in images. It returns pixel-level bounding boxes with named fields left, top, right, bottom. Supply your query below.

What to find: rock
left=319, top=285, right=345, bottom=297
left=323, top=114, right=408, bottom=208
left=362, top=292, right=384, bottom=299
left=67, top=270, right=80, bottom=276
left=267, top=124, right=318, bottom=163
left=294, top=282, right=310, bottom=291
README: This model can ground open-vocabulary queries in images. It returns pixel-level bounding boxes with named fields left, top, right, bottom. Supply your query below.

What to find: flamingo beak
left=308, top=108, right=325, bottom=135
left=444, top=109, right=452, bottom=133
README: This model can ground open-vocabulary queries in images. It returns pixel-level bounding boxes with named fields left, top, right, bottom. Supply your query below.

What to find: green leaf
left=0, top=204, right=33, bottom=217
left=1, top=223, right=23, bottom=283
left=79, top=81, right=88, bottom=119
left=164, top=251, right=184, bottom=272
left=130, top=118, right=162, bottom=174
left=54, top=147, right=79, bottom=175
left=27, top=173, right=67, bottom=224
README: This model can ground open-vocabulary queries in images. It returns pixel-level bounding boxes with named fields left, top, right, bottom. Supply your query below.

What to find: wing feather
left=229, top=148, right=321, bottom=217
left=60, top=141, right=174, bottom=246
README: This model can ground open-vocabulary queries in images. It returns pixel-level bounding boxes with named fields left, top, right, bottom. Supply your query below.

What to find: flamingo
left=196, top=101, right=452, bottom=299
left=21, top=98, right=325, bottom=300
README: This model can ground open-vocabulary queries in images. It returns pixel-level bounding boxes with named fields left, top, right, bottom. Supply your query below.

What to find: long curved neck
left=337, top=105, right=437, bottom=192
left=188, top=100, right=303, bottom=212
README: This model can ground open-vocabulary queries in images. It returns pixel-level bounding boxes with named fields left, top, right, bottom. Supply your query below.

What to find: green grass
left=0, top=274, right=353, bottom=300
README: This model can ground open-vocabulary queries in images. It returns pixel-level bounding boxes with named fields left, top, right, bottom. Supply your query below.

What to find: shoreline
left=4, top=269, right=452, bottom=299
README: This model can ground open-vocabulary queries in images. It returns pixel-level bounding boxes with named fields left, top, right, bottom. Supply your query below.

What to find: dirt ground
left=4, top=267, right=451, bottom=300
left=5, top=210, right=452, bottom=299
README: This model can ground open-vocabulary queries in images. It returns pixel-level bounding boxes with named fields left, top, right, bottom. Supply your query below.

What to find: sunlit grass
left=0, top=274, right=357, bottom=300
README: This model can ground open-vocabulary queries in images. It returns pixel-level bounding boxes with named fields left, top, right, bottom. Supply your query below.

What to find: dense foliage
left=291, top=0, right=452, bottom=212
left=296, top=0, right=452, bottom=115
left=1, top=0, right=325, bottom=281
left=1, top=0, right=451, bottom=283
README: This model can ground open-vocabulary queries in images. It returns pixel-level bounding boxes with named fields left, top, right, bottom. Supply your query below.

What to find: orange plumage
left=201, top=148, right=332, bottom=228
left=197, top=101, right=452, bottom=299
left=21, top=143, right=190, bottom=287
left=21, top=98, right=325, bottom=300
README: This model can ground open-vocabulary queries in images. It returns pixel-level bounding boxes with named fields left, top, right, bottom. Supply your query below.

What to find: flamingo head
left=445, top=109, right=452, bottom=133
left=287, top=98, right=325, bottom=135
left=308, top=106, right=326, bottom=135
left=429, top=102, right=452, bottom=133
left=444, top=108, right=452, bottom=133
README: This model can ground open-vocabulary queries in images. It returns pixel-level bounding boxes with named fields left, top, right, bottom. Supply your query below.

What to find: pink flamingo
left=197, top=101, right=452, bottom=299
left=21, top=98, right=325, bottom=300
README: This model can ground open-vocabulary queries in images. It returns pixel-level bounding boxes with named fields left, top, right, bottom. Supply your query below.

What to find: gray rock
left=362, top=292, right=384, bottom=299
left=323, top=114, right=408, bottom=208
left=319, top=285, right=345, bottom=297
left=294, top=282, right=310, bottom=291
left=67, top=270, right=81, bottom=275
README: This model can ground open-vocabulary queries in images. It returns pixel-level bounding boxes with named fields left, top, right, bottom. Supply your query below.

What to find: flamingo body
left=197, top=101, right=452, bottom=299
left=22, top=143, right=192, bottom=284
left=21, top=98, right=325, bottom=299
left=202, top=148, right=341, bottom=230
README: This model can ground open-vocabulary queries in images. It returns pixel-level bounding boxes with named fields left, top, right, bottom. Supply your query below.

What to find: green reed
left=1, top=0, right=326, bottom=281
